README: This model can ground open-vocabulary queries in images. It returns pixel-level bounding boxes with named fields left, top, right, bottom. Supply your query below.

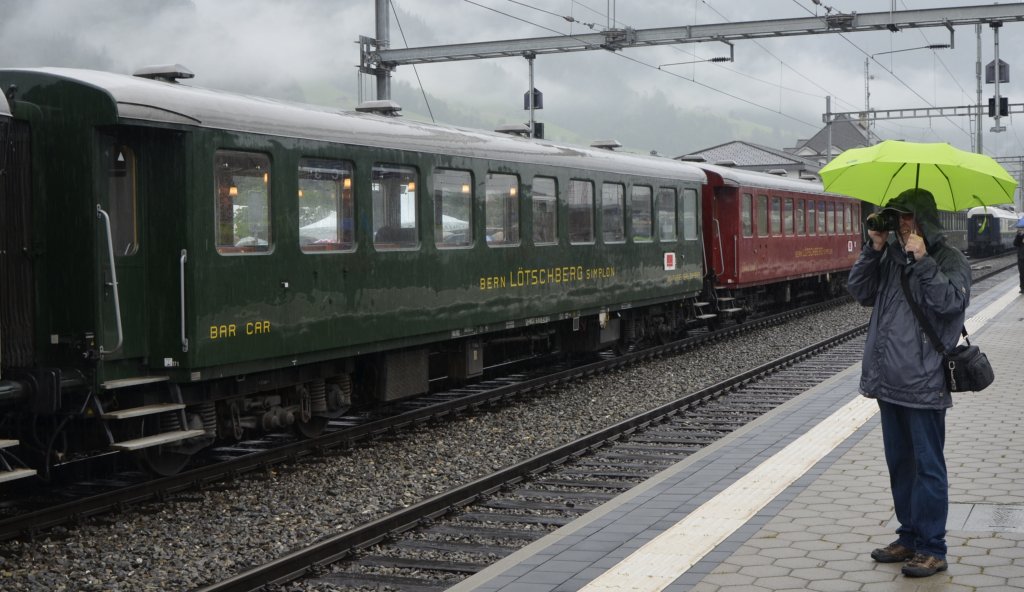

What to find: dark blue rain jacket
left=847, top=195, right=971, bottom=409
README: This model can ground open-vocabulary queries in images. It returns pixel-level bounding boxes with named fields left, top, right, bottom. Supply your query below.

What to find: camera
left=866, top=211, right=899, bottom=232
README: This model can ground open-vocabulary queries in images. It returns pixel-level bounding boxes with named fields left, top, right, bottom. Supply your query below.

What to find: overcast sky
left=2, top=0, right=1023, bottom=160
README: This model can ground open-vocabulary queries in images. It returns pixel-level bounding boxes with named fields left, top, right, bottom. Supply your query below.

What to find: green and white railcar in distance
left=0, top=67, right=705, bottom=476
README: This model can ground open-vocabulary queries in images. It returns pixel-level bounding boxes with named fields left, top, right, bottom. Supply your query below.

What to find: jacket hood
left=882, top=188, right=945, bottom=246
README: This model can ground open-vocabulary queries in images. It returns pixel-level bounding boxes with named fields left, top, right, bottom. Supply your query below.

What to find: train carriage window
left=602, top=183, right=626, bottom=243
left=108, top=144, right=138, bottom=256
left=373, top=164, right=419, bottom=250
left=486, top=173, right=520, bottom=246
left=631, top=185, right=653, bottom=242
left=657, top=187, right=677, bottom=242
left=827, top=201, right=836, bottom=234
left=852, top=203, right=861, bottom=234
left=741, top=193, right=753, bottom=238
left=532, top=176, right=557, bottom=245
left=753, top=195, right=770, bottom=237
left=216, top=150, right=271, bottom=254
left=817, top=200, right=826, bottom=236
left=795, top=199, right=805, bottom=236
left=770, top=197, right=781, bottom=236
left=569, top=179, right=595, bottom=244
left=299, top=159, right=354, bottom=253
left=843, top=203, right=852, bottom=233
left=433, top=168, right=473, bottom=248
left=807, top=200, right=815, bottom=235
left=682, top=188, right=698, bottom=240
left=784, top=198, right=794, bottom=236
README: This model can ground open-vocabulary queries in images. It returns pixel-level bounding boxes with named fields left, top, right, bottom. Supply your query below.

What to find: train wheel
left=295, top=416, right=328, bottom=439
left=138, top=415, right=193, bottom=476
left=142, top=446, right=192, bottom=477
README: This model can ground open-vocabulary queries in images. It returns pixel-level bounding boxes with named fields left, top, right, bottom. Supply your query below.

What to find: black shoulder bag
left=899, top=271, right=994, bottom=392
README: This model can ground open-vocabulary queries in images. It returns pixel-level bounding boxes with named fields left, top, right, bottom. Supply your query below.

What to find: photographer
left=847, top=188, right=971, bottom=578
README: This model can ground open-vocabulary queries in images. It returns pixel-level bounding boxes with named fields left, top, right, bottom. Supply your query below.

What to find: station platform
left=449, top=270, right=1024, bottom=592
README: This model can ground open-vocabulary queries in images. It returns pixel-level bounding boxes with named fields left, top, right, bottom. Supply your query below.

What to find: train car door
left=95, top=133, right=147, bottom=362
left=709, top=185, right=737, bottom=280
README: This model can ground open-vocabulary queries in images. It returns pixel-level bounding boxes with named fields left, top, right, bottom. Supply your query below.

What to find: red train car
left=698, top=164, right=861, bottom=314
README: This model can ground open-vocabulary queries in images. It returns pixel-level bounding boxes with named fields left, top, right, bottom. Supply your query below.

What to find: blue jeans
left=878, top=400, right=948, bottom=560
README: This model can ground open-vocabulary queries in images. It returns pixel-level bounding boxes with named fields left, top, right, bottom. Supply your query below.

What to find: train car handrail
left=95, top=205, right=124, bottom=356
left=180, top=250, right=188, bottom=353
left=712, top=218, right=725, bottom=276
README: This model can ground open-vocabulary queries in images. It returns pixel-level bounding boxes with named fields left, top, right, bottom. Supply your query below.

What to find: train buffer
left=0, top=440, right=37, bottom=483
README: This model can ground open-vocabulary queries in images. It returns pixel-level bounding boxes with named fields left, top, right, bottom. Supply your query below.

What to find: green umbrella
left=818, top=140, right=1017, bottom=211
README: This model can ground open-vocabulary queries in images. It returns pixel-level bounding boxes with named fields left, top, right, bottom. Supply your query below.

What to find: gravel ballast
left=1, top=303, right=873, bottom=591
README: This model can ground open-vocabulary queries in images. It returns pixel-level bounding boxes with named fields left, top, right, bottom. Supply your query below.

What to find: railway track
left=191, top=255, right=1017, bottom=592
left=0, top=256, right=1012, bottom=578
left=199, top=322, right=869, bottom=592
left=0, top=295, right=851, bottom=542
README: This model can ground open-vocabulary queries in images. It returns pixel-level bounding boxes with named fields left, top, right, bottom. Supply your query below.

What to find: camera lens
left=866, top=211, right=898, bottom=232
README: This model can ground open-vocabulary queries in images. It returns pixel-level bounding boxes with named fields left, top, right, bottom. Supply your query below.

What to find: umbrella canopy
left=819, top=140, right=1017, bottom=211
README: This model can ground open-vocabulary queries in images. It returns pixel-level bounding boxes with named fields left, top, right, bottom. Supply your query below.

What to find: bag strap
left=898, top=269, right=968, bottom=355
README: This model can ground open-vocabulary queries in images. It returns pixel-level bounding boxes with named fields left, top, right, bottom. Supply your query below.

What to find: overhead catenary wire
left=898, top=0, right=974, bottom=105
left=391, top=0, right=435, bottom=123
left=469, top=0, right=821, bottom=129
left=790, top=0, right=975, bottom=144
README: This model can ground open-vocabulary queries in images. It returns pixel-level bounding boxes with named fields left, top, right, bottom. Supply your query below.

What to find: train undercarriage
left=0, top=270, right=849, bottom=481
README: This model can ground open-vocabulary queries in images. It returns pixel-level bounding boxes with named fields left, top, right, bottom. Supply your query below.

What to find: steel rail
left=194, top=258, right=1016, bottom=592
left=193, top=324, right=870, bottom=592
left=0, top=297, right=845, bottom=542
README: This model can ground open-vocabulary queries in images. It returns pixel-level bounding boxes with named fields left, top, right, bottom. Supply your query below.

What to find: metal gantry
left=362, top=4, right=1024, bottom=75
left=825, top=103, right=1024, bottom=123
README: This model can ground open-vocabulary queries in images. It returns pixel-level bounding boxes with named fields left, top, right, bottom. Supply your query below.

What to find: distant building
left=786, top=114, right=879, bottom=164
left=675, top=140, right=822, bottom=181
left=679, top=114, right=879, bottom=180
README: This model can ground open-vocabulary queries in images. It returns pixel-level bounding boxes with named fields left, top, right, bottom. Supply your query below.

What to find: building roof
left=677, top=140, right=821, bottom=170
left=788, top=114, right=873, bottom=155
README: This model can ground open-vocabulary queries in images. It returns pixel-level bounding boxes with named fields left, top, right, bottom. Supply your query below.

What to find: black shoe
left=902, top=553, right=948, bottom=577
left=871, top=542, right=916, bottom=563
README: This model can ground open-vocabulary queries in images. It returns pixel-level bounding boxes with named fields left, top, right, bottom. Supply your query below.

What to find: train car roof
left=966, top=206, right=1019, bottom=219
left=696, top=162, right=847, bottom=197
left=0, top=67, right=705, bottom=184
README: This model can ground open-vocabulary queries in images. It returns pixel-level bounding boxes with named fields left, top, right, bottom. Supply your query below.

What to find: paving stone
left=806, top=578, right=865, bottom=592
left=455, top=284, right=1024, bottom=592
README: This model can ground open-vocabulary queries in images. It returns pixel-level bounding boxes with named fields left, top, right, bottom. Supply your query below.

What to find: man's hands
left=867, top=229, right=927, bottom=260
left=904, top=232, right=927, bottom=261
left=868, top=229, right=888, bottom=251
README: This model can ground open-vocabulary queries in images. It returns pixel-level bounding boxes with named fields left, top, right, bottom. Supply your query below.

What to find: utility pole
left=826, top=96, right=833, bottom=163
left=526, top=52, right=536, bottom=138
left=990, top=22, right=1006, bottom=133
left=864, top=58, right=870, bottom=117
left=374, top=0, right=391, bottom=100
left=976, top=24, right=983, bottom=153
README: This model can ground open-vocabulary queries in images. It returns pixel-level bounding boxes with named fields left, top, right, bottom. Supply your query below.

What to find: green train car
left=0, top=67, right=706, bottom=476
